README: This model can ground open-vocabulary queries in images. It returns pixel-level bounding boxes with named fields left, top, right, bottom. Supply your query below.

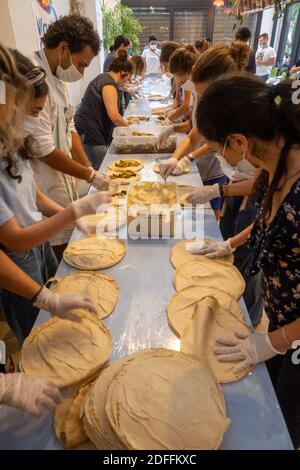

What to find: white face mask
left=222, top=137, right=256, bottom=177
left=180, top=79, right=195, bottom=93
left=23, top=115, right=40, bottom=137
left=150, top=44, right=157, bottom=51
left=56, top=50, right=82, bottom=83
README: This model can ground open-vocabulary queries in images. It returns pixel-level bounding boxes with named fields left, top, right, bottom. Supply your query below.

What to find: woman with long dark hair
left=196, top=73, right=300, bottom=448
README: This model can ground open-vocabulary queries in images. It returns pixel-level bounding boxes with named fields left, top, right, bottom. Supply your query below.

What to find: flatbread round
left=168, top=286, right=244, bottom=338
left=153, top=164, right=191, bottom=175
left=171, top=239, right=234, bottom=268
left=63, top=235, right=126, bottom=270
left=108, top=170, right=140, bottom=185
left=105, top=349, right=230, bottom=450
left=20, top=311, right=112, bottom=388
left=180, top=296, right=252, bottom=383
left=78, top=208, right=127, bottom=233
left=82, top=352, right=150, bottom=450
left=174, top=258, right=245, bottom=299
left=54, top=383, right=92, bottom=449
left=108, top=159, right=144, bottom=172
left=50, top=272, right=119, bottom=320
left=127, top=181, right=177, bottom=206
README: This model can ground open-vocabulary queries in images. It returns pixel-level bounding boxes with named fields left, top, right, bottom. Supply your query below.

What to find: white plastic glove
left=91, top=172, right=110, bottom=191
left=33, top=287, right=98, bottom=322
left=158, top=157, right=178, bottom=179
left=161, top=93, right=173, bottom=104
left=71, top=191, right=112, bottom=220
left=186, top=184, right=220, bottom=205
left=213, top=331, right=284, bottom=374
left=0, top=373, right=62, bottom=417
left=187, top=239, right=234, bottom=258
left=164, top=108, right=175, bottom=119
left=123, top=84, right=139, bottom=98
left=172, top=156, right=191, bottom=176
left=157, top=125, right=174, bottom=149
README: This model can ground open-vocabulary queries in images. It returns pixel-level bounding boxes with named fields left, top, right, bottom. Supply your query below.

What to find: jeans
left=220, top=196, right=264, bottom=326
left=0, top=242, right=58, bottom=346
left=80, top=135, right=107, bottom=170
left=266, top=349, right=300, bottom=449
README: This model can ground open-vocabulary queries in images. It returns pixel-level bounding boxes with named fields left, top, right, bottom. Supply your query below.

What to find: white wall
left=0, top=0, right=104, bottom=106
left=259, top=6, right=275, bottom=39
left=103, top=0, right=119, bottom=8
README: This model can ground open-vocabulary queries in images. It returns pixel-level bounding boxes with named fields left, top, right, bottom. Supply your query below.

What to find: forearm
left=35, top=186, right=64, bottom=217
left=0, top=207, right=75, bottom=253
left=225, top=178, right=256, bottom=197
left=173, top=120, right=192, bottom=133
left=0, top=251, right=41, bottom=299
left=168, top=102, right=190, bottom=122
left=269, top=318, right=300, bottom=353
left=40, top=149, right=92, bottom=181
left=172, top=127, right=201, bottom=161
left=71, top=132, right=91, bottom=166
left=111, top=115, right=129, bottom=127
left=229, top=224, right=254, bottom=249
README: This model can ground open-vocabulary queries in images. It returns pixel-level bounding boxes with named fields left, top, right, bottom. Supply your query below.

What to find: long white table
left=0, top=90, right=293, bottom=450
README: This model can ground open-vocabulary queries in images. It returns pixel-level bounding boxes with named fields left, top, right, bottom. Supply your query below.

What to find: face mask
left=127, top=49, right=133, bottom=56
left=180, top=79, right=195, bottom=93
left=23, top=115, right=40, bottom=137
left=222, top=138, right=256, bottom=177
left=56, top=50, right=82, bottom=83
left=150, top=44, right=157, bottom=51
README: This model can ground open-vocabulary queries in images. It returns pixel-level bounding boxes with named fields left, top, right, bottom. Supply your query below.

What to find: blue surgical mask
left=128, top=49, right=133, bottom=56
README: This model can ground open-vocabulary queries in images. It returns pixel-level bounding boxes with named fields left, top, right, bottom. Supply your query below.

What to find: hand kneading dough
left=174, top=258, right=245, bottom=299
left=54, top=383, right=92, bottom=449
left=63, top=235, right=126, bottom=270
left=180, top=296, right=252, bottom=383
left=20, top=311, right=112, bottom=387
left=50, top=272, right=119, bottom=319
left=171, top=239, right=234, bottom=268
left=177, top=185, right=197, bottom=206
left=104, top=349, right=230, bottom=450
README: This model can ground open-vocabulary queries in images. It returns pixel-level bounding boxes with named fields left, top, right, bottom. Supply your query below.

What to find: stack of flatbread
left=82, top=349, right=230, bottom=450
left=50, top=271, right=119, bottom=320
left=63, top=235, right=126, bottom=270
left=54, top=382, right=95, bottom=449
left=20, top=311, right=112, bottom=388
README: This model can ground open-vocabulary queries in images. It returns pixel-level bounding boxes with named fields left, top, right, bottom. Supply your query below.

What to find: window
left=130, top=7, right=170, bottom=51
left=173, top=10, right=208, bottom=43
left=281, top=2, right=300, bottom=66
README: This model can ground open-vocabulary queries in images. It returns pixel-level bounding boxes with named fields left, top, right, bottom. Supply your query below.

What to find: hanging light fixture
left=213, top=0, right=225, bottom=6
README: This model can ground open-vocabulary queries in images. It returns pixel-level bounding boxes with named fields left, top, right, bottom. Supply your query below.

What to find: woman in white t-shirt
left=142, top=35, right=162, bottom=76
left=0, top=50, right=111, bottom=346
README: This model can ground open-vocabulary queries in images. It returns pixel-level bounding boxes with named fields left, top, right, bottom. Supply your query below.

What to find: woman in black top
left=195, top=74, right=300, bottom=447
left=75, top=50, right=133, bottom=169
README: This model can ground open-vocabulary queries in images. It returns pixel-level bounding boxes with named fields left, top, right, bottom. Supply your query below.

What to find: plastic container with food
left=112, top=126, right=176, bottom=154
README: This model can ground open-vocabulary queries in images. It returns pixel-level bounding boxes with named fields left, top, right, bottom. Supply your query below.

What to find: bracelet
left=188, top=153, right=195, bottom=162
left=31, top=285, right=44, bottom=304
left=282, top=326, right=292, bottom=348
left=87, top=168, right=97, bottom=184
left=218, top=184, right=224, bottom=198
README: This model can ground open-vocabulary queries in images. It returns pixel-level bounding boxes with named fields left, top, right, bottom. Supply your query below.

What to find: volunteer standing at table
left=142, top=35, right=162, bottom=77
left=27, top=15, right=110, bottom=261
left=75, top=51, right=134, bottom=169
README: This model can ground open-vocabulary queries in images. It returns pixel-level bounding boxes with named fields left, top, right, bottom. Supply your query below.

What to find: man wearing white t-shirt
left=255, top=33, right=276, bottom=81
left=142, top=35, right=162, bottom=76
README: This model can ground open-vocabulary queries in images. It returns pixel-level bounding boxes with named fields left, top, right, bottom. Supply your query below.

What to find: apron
left=31, top=50, right=78, bottom=246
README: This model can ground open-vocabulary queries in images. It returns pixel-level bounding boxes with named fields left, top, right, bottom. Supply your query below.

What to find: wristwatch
left=219, top=184, right=229, bottom=198
left=187, top=153, right=195, bottom=162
